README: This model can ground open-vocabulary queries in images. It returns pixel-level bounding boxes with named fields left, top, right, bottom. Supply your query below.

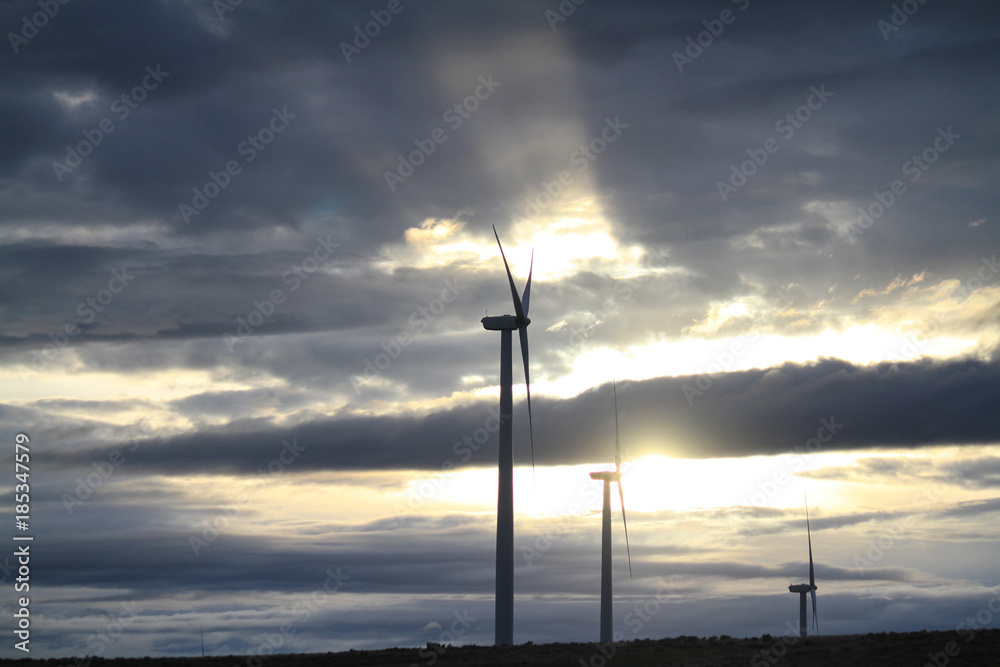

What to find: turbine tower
left=787, top=497, right=818, bottom=638
left=481, top=225, right=534, bottom=646
left=589, top=381, right=632, bottom=643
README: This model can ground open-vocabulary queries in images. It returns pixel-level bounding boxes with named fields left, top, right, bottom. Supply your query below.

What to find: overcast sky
left=2, top=0, right=1000, bottom=659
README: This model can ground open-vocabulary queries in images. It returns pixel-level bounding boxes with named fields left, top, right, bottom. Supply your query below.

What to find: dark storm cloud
left=34, top=515, right=496, bottom=595
left=41, top=356, right=1000, bottom=474
left=3, top=0, right=606, bottom=241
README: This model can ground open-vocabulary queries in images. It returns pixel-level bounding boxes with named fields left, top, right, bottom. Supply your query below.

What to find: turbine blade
left=521, top=249, right=533, bottom=317
left=618, top=482, right=633, bottom=579
left=807, top=497, right=815, bottom=588
left=806, top=494, right=818, bottom=633
left=811, top=588, right=819, bottom=634
left=613, top=380, right=621, bottom=471
left=493, top=225, right=525, bottom=321
left=518, top=326, right=534, bottom=473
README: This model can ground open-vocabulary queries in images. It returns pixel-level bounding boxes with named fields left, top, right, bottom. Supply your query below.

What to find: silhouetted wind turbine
left=481, top=225, right=534, bottom=646
left=589, top=381, right=632, bottom=643
left=787, top=496, right=818, bottom=638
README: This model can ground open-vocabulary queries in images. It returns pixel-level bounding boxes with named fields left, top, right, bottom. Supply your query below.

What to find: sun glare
left=402, top=453, right=869, bottom=519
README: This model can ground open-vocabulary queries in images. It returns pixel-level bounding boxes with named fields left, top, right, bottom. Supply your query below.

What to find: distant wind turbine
left=589, top=381, right=632, bottom=643
left=481, top=225, right=535, bottom=646
left=787, top=496, right=818, bottom=638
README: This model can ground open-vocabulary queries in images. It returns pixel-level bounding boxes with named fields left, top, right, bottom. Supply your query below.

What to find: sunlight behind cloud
left=399, top=452, right=903, bottom=518
left=0, top=365, right=292, bottom=435
left=376, top=208, right=665, bottom=285
left=684, top=301, right=753, bottom=336
left=390, top=446, right=1000, bottom=528
left=544, top=325, right=982, bottom=398
left=403, top=217, right=466, bottom=246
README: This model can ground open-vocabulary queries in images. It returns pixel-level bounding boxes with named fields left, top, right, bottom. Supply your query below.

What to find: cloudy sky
left=2, top=0, right=1000, bottom=659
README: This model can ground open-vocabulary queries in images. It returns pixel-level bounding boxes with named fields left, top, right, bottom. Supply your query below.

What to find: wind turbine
left=589, top=381, right=632, bottom=643
left=787, top=497, right=818, bottom=638
left=481, top=225, right=534, bottom=646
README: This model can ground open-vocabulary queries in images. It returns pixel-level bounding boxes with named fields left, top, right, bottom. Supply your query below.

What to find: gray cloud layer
left=3, top=0, right=1000, bottom=658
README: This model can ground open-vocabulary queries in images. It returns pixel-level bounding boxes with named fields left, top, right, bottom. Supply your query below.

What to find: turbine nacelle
left=482, top=315, right=530, bottom=331
left=589, top=470, right=622, bottom=483
left=788, top=584, right=816, bottom=593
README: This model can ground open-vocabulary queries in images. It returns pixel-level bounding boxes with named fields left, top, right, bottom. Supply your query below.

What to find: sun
left=506, top=454, right=857, bottom=517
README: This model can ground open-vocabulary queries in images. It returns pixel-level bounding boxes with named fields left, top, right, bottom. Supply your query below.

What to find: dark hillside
left=5, top=629, right=1000, bottom=667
